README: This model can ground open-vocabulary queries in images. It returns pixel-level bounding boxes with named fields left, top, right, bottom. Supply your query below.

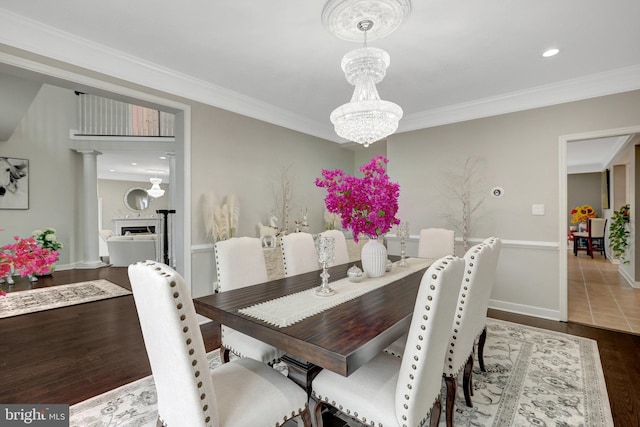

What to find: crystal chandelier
left=330, top=20, right=403, bottom=147
left=147, top=177, right=165, bottom=198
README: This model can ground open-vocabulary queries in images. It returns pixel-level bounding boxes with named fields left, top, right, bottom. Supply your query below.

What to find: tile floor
left=568, top=251, right=640, bottom=334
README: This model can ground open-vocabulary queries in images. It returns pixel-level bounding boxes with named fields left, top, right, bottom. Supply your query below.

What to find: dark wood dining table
left=193, top=259, right=429, bottom=394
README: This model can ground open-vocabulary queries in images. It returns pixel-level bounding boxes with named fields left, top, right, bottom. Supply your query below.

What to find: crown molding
left=2, top=8, right=640, bottom=143
left=399, top=64, right=640, bottom=133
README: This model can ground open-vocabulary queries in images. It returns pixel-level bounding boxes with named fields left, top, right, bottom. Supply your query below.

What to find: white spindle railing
left=77, top=93, right=174, bottom=137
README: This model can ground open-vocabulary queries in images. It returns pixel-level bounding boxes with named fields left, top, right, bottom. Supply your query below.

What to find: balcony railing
left=76, top=93, right=174, bottom=137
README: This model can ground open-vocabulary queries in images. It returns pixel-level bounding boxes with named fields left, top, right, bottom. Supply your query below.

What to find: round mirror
left=124, top=187, right=151, bottom=212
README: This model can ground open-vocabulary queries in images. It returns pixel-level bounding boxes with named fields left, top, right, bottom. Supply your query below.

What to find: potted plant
left=315, top=155, right=400, bottom=277
left=609, top=204, right=630, bottom=263
left=1, top=235, right=60, bottom=281
left=32, top=228, right=63, bottom=275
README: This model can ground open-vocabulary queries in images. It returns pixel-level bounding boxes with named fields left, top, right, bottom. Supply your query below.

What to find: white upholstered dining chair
left=311, top=256, right=465, bottom=427
left=128, top=260, right=311, bottom=427
left=318, top=229, right=350, bottom=266
left=418, top=228, right=455, bottom=259
left=280, top=232, right=319, bottom=277
left=215, top=237, right=285, bottom=364
left=442, top=239, right=500, bottom=427
left=475, top=237, right=502, bottom=372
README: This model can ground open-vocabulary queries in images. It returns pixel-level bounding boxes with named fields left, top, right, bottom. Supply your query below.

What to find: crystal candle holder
left=315, top=235, right=336, bottom=296
left=397, top=221, right=409, bottom=267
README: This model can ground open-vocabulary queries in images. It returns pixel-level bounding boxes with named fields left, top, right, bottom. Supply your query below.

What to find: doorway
left=561, top=128, right=640, bottom=333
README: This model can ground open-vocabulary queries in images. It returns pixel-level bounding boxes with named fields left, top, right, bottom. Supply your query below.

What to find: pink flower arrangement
left=315, top=155, right=400, bottom=242
left=1, top=235, right=60, bottom=278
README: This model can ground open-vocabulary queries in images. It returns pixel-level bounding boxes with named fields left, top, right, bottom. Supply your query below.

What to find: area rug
left=0, top=279, right=131, bottom=318
left=69, top=318, right=613, bottom=427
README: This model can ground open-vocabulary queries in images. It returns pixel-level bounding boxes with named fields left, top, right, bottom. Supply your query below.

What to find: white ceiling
left=1, top=1, right=639, bottom=180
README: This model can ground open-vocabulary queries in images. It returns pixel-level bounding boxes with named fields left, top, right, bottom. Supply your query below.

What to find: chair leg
left=220, top=346, right=230, bottom=364
left=445, top=376, right=456, bottom=427
left=313, top=401, right=325, bottom=427
left=429, top=397, right=442, bottom=427
left=478, top=326, right=487, bottom=372
left=298, top=406, right=312, bottom=427
left=463, top=354, right=474, bottom=407
left=588, top=238, right=594, bottom=259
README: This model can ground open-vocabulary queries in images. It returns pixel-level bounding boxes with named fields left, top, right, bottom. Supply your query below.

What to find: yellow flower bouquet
left=570, top=205, right=596, bottom=224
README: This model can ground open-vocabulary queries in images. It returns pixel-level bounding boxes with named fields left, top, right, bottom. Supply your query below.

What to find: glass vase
left=315, top=235, right=335, bottom=296
left=397, top=221, right=409, bottom=267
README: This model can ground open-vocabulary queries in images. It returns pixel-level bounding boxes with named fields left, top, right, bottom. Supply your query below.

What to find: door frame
left=558, top=125, right=640, bottom=321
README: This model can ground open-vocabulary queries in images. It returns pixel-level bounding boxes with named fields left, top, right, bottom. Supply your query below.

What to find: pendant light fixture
left=323, top=0, right=410, bottom=147
left=147, top=177, right=165, bottom=198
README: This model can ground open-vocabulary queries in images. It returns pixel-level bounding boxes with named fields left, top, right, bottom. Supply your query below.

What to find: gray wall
left=387, top=89, right=640, bottom=319
left=567, top=173, right=602, bottom=226
left=98, top=179, right=170, bottom=231
left=0, top=85, right=81, bottom=266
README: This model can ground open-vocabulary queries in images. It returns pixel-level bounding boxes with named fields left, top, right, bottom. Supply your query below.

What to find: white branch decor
left=441, top=156, right=486, bottom=251
left=273, top=164, right=294, bottom=235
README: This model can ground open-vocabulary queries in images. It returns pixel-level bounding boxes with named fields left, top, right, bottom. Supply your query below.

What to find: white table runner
left=238, top=258, right=431, bottom=328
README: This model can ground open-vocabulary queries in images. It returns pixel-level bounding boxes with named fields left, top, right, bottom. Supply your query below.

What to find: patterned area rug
left=0, top=280, right=131, bottom=318
left=69, top=319, right=613, bottom=427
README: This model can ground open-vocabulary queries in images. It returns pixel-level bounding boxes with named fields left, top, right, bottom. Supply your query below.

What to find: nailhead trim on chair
left=444, top=246, right=483, bottom=378
left=311, top=257, right=455, bottom=427
left=141, top=261, right=214, bottom=426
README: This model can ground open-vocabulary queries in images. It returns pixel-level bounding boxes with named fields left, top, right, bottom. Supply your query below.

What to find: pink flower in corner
left=315, top=155, right=400, bottom=242
left=1, top=236, right=60, bottom=278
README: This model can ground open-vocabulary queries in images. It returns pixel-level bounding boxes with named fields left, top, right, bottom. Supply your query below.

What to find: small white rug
left=0, top=279, right=131, bottom=318
left=69, top=319, right=613, bottom=426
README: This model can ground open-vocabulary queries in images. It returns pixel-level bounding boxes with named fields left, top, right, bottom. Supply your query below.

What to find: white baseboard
left=489, top=299, right=562, bottom=322
left=617, top=267, right=640, bottom=288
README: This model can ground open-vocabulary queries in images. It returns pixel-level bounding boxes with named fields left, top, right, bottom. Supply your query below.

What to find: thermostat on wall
left=491, top=186, right=504, bottom=198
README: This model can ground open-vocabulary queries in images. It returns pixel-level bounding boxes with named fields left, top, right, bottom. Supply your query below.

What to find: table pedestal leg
left=282, top=354, right=322, bottom=396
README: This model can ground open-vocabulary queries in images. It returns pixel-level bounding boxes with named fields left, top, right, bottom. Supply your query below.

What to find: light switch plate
left=532, top=204, right=545, bottom=215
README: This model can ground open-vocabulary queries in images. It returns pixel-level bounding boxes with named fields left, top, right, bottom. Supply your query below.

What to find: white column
left=167, top=152, right=177, bottom=267
left=76, top=149, right=106, bottom=268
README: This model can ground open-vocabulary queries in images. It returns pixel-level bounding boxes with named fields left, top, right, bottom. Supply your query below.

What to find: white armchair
left=418, top=228, right=455, bottom=259
left=215, top=237, right=285, bottom=364
left=128, top=260, right=311, bottom=427
left=281, top=232, right=318, bottom=277
left=311, top=256, right=465, bottom=427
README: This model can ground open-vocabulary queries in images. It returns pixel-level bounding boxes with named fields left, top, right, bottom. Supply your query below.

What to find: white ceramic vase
left=361, top=237, right=387, bottom=278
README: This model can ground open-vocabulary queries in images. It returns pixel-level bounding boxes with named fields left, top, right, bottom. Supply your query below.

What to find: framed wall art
left=0, top=157, right=29, bottom=209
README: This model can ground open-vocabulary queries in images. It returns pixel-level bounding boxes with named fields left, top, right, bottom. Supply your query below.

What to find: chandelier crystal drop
left=330, top=21, right=403, bottom=147
left=147, top=177, right=165, bottom=198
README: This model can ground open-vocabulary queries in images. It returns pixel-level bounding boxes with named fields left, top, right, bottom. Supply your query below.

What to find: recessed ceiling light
left=131, top=162, right=138, bottom=166
left=109, top=169, right=116, bottom=172
left=159, top=156, right=167, bottom=160
left=542, top=48, right=559, bottom=58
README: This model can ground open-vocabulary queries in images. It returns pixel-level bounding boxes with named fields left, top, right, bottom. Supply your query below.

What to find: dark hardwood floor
left=1, top=267, right=639, bottom=426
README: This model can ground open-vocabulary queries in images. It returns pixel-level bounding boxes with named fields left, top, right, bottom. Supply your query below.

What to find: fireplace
left=113, top=218, right=160, bottom=236
left=121, top=225, right=156, bottom=234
